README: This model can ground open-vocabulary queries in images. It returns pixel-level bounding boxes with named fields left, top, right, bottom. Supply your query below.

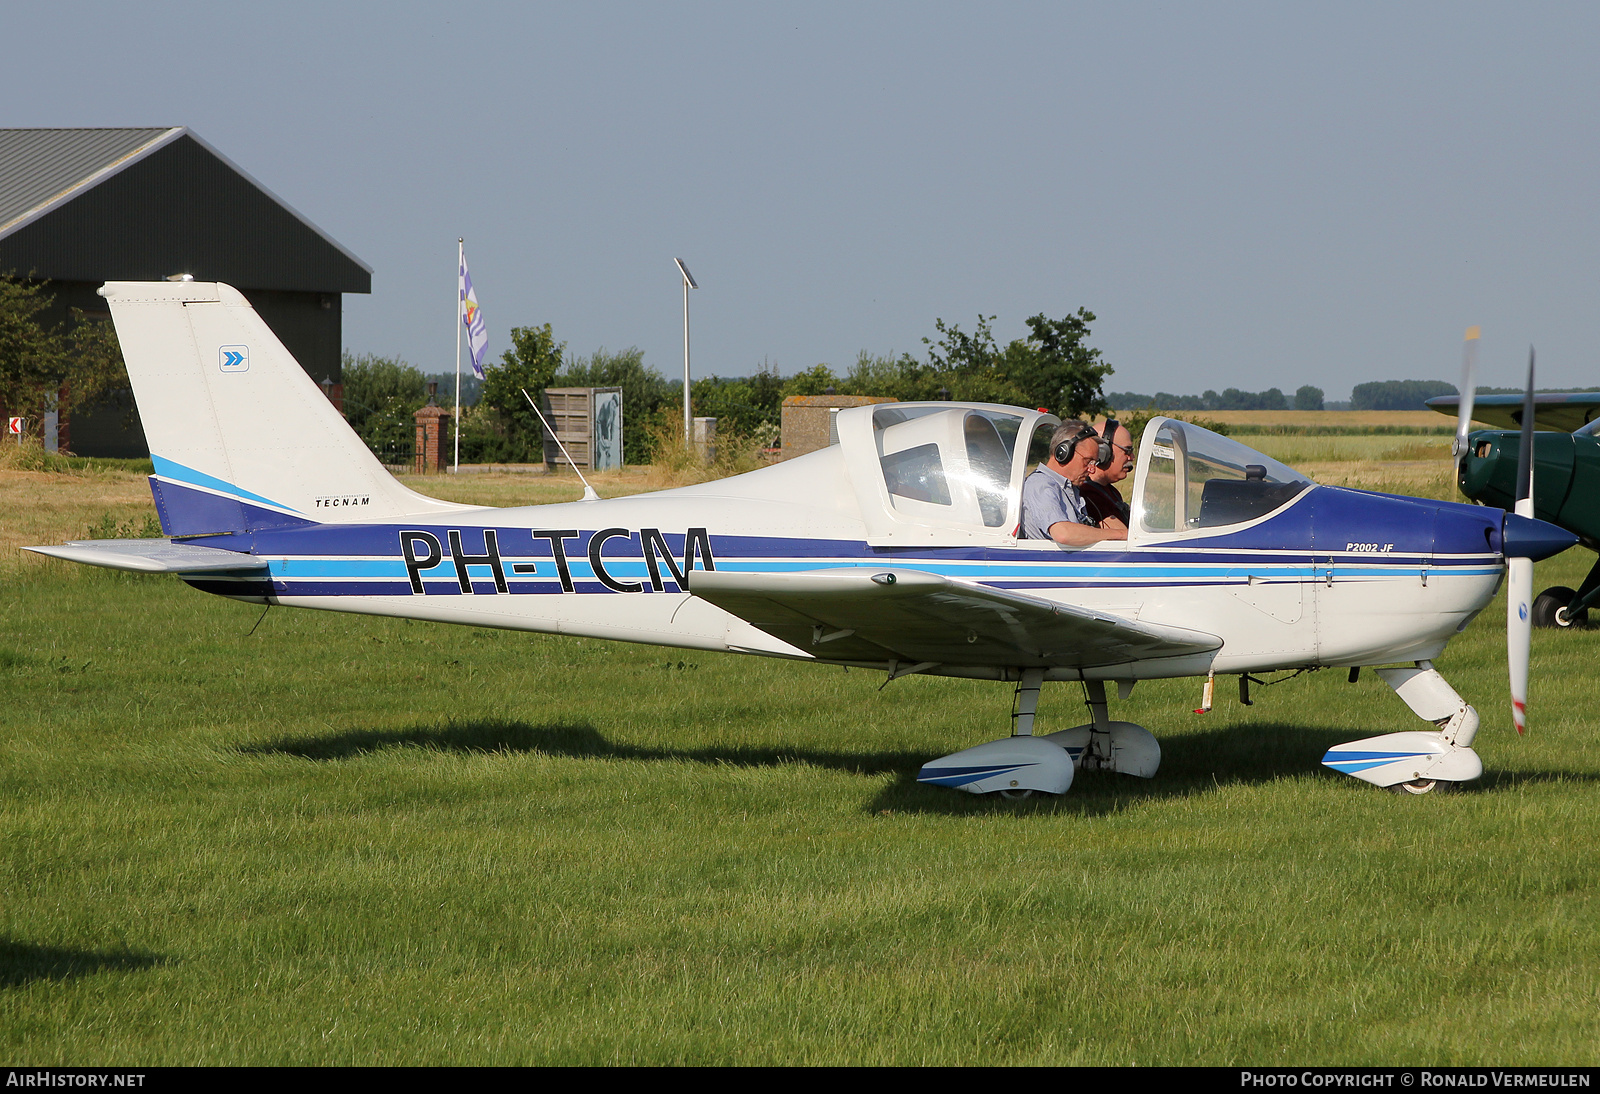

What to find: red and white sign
left=7, top=417, right=22, bottom=435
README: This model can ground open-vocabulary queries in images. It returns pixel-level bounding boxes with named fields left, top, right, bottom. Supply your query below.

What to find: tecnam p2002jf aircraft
left=28, top=282, right=1577, bottom=797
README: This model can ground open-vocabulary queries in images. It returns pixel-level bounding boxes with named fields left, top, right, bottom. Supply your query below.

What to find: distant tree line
left=1104, top=378, right=1598, bottom=413
left=1107, top=385, right=1325, bottom=412
left=1349, top=380, right=1455, bottom=411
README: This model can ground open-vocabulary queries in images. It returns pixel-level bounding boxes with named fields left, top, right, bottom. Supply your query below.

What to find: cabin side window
left=882, top=443, right=951, bottom=506
left=872, top=405, right=1027, bottom=529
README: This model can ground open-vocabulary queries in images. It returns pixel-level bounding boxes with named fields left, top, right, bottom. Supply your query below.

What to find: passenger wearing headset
left=1080, top=418, right=1134, bottom=529
left=1019, top=420, right=1129, bottom=546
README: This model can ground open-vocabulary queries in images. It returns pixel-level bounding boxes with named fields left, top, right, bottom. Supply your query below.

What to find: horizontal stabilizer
left=24, top=539, right=268, bottom=574
left=688, top=567, right=1221, bottom=668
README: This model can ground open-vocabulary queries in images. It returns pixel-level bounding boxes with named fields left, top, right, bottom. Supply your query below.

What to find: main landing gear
left=1321, top=661, right=1483, bottom=794
left=915, top=670, right=1160, bottom=797
left=1531, top=556, right=1600, bottom=629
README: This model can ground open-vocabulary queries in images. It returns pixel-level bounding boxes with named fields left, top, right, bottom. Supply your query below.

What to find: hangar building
left=0, top=126, right=371, bottom=455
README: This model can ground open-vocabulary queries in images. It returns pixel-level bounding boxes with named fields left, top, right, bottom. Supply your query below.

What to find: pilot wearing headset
left=1019, top=420, right=1129, bottom=546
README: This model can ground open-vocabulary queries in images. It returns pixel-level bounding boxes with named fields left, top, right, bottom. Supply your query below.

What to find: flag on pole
left=460, top=254, right=489, bottom=379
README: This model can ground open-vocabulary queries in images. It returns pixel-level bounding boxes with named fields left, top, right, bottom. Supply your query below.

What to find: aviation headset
left=1053, top=419, right=1121, bottom=471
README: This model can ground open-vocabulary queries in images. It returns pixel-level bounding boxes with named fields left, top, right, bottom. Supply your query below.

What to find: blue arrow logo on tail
left=219, top=346, right=249, bottom=372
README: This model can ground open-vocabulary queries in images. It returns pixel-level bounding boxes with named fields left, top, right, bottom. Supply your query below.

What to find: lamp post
left=675, top=258, right=697, bottom=443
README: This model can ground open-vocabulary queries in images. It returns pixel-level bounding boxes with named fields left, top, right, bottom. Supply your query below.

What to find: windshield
left=1134, top=419, right=1312, bottom=533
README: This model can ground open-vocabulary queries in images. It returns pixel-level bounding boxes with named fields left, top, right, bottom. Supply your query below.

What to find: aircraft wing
left=1427, top=392, right=1600, bottom=433
left=689, top=567, right=1221, bottom=669
left=24, top=539, right=268, bottom=574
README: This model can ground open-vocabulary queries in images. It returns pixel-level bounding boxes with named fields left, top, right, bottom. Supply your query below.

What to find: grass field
left=5, top=445, right=1600, bottom=1064
left=1142, top=410, right=1457, bottom=430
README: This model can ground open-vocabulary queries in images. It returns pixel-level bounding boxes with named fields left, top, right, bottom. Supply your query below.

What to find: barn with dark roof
left=0, top=127, right=370, bottom=455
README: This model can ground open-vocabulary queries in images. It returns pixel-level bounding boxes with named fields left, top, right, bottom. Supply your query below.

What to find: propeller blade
left=1453, top=326, right=1480, bottom=459
left=1507, top=346, right=1536, bottom=735
left=1514, top=346, right=1536, bottom=519
left=1508, top=554, right=1531, bottom=735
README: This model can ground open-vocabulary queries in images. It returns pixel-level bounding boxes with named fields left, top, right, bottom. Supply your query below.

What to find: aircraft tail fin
left=100, top=281, right=475, bottom=536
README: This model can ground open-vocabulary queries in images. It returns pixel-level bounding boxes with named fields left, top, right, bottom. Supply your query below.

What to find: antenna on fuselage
left=521, top=388, right=601, bottom=502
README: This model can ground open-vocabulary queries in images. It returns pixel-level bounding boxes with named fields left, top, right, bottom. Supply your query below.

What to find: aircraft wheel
left=1532, top=586, right=1584, bottom=629
left=1388, top=778, right=1456, bottom=796
left=995, top=788, right=1036, bottom=801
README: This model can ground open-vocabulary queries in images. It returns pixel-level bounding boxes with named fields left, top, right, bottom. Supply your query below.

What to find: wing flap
left=24, top=539, right=268, bottom=574
left=689, top=568, right=1221, bottom=668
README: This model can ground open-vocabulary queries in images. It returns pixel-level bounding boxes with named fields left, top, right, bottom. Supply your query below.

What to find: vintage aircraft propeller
left=1452, top=326, right=1480, bottom=460
left=1506, top=348, right=1537, bottom=734
left=1456, top=331, right=1545, bottom=735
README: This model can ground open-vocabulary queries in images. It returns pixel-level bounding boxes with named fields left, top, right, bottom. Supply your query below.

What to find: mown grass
left=5, top=458, right=1600, bottom=1064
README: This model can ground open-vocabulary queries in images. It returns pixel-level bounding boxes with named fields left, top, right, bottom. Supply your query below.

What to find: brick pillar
left=414, top=402, right=450, bottom=474
left=320, top=378, right=345, bottom=416
left=56, top=383, right=70, bottom=453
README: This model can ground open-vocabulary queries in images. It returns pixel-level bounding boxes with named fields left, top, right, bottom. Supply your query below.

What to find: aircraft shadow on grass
left=237, top=719, right=928, bottom=778
left=232, top=716, right=1600, bottom=816
left=0, top=940, right=165, bottom=989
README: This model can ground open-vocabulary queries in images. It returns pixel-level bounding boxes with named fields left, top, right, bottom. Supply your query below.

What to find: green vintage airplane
left=1428, top=374, right=1600, bottom=628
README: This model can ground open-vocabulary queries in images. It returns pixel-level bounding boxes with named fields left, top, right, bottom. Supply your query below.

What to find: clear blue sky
left=7, top=1, right=1599, bottom=396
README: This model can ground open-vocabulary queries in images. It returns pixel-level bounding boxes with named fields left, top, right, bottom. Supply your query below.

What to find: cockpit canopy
left=837, top=403, right=1058, bottom=545
left=833, top=404, right=1315, bottom=546
left=1132, top=417, right=1311, bottom=534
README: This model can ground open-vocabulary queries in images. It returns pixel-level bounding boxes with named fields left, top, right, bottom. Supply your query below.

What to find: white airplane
left=27, top=282, right=1577, bottom=797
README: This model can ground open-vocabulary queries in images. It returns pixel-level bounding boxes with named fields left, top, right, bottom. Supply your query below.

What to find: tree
left=477, top=323, right=565, bottom=461
left=924, top=314, right=1001, bottom=374
left=691, top=362, right=785, bottom=440
left=778, top=309, right=1114, bottom=416
left=780, top=363, right=841, bottom=398
left=1000, top=309, right=1114, bottom=418
left=1350, top=379, right=1454, bottom=411
left=917, top=315, right=1029, bottom=405
left=340, top=352, right=429, bottom=455
left=342, top=353, right=428, bottom=422
left=1294, top=384, right=1324, bottom=411
left=1214, top=386, right=1287, bottom=411
left=0, top=274, right=131, bottom=437
left=0, top=277, right=64, bottom=421
left=554, top=346, right=673, bottom=463
left=65, top=312, right=129, bottom=416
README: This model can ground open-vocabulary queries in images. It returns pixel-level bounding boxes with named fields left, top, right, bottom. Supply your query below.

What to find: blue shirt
left=1020, top=464, right=1092, bottom=540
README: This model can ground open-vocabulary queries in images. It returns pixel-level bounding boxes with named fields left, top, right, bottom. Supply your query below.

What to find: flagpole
left=454, top=237, right=463, bottom=473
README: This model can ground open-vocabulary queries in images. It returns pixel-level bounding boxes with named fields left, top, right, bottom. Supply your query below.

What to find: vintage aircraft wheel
left=1388, top=778, right=1456, bottom=796
left=1532, top=586, right=1584, bottom=629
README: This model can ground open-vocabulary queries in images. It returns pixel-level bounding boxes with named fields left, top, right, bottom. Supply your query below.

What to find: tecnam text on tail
left=27, top=282, right=1576, bottom=797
